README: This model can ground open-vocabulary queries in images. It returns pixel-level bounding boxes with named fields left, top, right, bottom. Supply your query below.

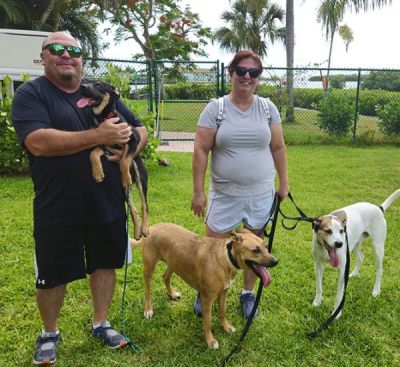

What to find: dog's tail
left=130, top=237, right=143, bottom=247
left=380, top=189, right=400, bottom=213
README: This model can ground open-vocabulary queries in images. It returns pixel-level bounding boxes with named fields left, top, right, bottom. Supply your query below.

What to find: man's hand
left=96, top=117, right=132, bottom=146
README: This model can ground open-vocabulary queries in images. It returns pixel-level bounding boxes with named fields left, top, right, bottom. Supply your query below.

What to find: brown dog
left=140, top=223, right=278, bottom=349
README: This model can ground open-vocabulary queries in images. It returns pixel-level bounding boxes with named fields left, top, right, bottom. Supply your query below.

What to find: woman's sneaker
left=91, top=321, right=128, bottom=349
left=240, top=293, right=258, bottom=319
left=33, top=332, right=61, bottom=365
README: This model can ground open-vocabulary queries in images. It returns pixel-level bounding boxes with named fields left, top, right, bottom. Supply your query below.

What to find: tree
left=213, top=0, right=285, bottom=57
left=1, top=0, right=105, bottom=59
left=107, top=0, right=211, bottom=61
left=318, top=0, right=351, bottom=92
left=0, top=0, right=27, bottom=28
left=318, top=0, right=392, bottom=92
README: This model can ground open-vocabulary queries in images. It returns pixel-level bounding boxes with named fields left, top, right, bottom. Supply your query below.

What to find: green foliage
left=163, top=82, right=217, bottom=100
left=317, top=92, right=354, bottom=137
left=0, top=76, right=28, bottom=175
left=213, top=0, right=285, bottom=56
left=362, top=71, right=400, bottom=92
left=376, top=100, right=400, bottom=136
left=330, top=75, right=346, bottom=89
left=358, top=89, right=396, bottom=116
left=292, top=87, right=324, bottom=109
left=110, top=0, right=211, bottom=61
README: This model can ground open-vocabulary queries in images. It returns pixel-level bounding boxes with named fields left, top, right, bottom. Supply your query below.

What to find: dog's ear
left=312, top=218, right=321, bottom=232
left=230, top=231, right=243, bottom=243
left=332, top=210, right=347, bottom=229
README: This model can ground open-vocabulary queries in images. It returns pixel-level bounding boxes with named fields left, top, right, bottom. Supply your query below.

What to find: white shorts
left=205, top=189, right=275, bottom=233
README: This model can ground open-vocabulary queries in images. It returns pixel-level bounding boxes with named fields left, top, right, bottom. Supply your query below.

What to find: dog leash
left=278, top=192, right=351, bottom=339
left=117, top=203, right=143, bottom=353
left=220, top=194, right=281, bottom=366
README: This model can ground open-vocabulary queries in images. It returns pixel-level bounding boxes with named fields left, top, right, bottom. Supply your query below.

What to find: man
left=11, top=31, right=148, bottom=365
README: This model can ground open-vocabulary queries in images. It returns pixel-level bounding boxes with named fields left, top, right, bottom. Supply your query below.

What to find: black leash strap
left=118, top=204, right=143, bottom=353
left=278, top=192, right=316, bottom=230
left=220, top=195, right=280, bottom=366
left=307, top=232, right=350, bottom=339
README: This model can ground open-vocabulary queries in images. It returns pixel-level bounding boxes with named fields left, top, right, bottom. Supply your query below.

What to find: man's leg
left=89, top=268, right=127, bottom=349
left=34, top=285, right=65, bottom=365
left=37, top=285, right=66, bottom=331
left=90, top=268, right=116, bottom=324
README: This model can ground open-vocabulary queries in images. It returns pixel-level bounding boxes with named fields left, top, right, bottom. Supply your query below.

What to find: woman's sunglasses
left=234, top=66, right=262, bottom=78
left=43, top=43, right=82, bottom=58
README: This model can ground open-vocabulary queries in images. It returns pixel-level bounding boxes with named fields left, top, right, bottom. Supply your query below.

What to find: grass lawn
left=1, top=146, right=400, bottom=366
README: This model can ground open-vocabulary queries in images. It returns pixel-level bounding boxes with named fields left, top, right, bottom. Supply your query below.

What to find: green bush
left=376, top=99, right=400, bottom=136
left=317, top=92, right=354, bottom=137
left=0, top=76, right=28, bottom=175
left=362, top=71, right=400, bottom=91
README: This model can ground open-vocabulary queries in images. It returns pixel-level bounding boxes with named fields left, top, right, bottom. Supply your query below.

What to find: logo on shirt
left=37, top=279, right=46, bottom=285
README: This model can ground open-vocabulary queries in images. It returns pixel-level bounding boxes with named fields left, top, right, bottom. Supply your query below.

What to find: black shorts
left=33, top=217, right=128, bottom=289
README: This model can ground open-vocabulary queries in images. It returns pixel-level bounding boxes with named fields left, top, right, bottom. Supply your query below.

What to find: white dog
left=311, top=189, right=400, bottom=316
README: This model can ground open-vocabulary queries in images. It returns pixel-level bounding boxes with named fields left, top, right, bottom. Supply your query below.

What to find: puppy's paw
left=144, top=310, right=153, bottom=319
left=134, top=229, right=142, bottom=241
left=93, top=171, right=105, bottom=183
left=312, top=296, right=322, bottom=307
left=208, top=339, right=219, bottom=350
left=141, top=225, right=149, bottom=237
left=168, top=290, right=181, bottom=300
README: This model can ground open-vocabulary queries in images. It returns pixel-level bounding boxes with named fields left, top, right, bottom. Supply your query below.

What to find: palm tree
left=213, top=0, right=285, bottom=57
left=318, top=0, right=392, bottom=91
left=0, top=0, right=27, bottom=28
left=318, top=0, right=348, bottom=91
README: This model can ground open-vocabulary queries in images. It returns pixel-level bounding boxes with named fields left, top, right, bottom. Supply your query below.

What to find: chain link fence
left=83, top=58, right=400, bottom=145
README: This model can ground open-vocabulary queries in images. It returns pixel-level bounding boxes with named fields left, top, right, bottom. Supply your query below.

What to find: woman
left=191, top=50, right=289, bottom=319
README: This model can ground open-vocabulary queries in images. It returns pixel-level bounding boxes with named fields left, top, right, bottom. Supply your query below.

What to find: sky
left=102, top=0, right=400, bottom=70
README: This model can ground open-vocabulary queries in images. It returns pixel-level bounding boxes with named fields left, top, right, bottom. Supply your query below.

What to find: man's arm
left=24, top=117, right=132, bottom=156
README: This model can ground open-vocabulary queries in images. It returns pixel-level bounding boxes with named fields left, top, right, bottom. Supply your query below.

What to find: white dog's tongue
left=326, top=245, right=339, bottom=267
left=76, top=97, right=96, bottom=108
left=255, top=264, right=272, bottom=287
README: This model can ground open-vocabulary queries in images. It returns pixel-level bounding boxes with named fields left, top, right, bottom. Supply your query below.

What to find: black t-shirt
left=12, top=76, right=143, bottom=227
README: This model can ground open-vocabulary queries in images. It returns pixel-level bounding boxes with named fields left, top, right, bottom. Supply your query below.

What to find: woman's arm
left=270, top=123, right=289, bottom=199
left=191, top=126, right=217, bottom=217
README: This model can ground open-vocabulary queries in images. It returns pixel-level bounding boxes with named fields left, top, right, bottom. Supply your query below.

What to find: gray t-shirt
left=198, top=95, right=281, bottom=197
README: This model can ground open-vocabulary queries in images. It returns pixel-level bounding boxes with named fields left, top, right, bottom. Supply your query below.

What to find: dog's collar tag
left=107, top=112, right=116, bottom=119
left=227, top=241, right=241, bottom=270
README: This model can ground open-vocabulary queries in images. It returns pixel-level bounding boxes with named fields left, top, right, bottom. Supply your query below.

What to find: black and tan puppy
left=77, top=81, right=148, bottom=239
left=139, top=223, right=278, bottom=349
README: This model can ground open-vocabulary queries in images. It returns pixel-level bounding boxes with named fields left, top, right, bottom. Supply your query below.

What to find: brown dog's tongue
left=254, top=265, right=272, bottom=287
left=76, top=97, right=95, bottom=108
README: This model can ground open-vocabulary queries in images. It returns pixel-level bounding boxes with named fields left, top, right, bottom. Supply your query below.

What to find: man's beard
left=60, top=72, right=75, bottom=81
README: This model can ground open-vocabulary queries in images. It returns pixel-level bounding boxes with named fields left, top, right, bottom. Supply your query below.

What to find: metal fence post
left=352, top=68, right=362, bottom=142
left=220, top=63, right=225, bottom=97
left=216, top=60, right=220, bottom=98
left=147, top=59, right=153, bottom=113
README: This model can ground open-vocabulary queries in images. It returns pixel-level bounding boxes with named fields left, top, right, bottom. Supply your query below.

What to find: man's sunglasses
left=43, top=43, right=82, bottom=58
left=234, top=66, right=262, bottom=78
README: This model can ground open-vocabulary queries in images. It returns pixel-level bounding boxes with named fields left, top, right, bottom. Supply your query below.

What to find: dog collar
left=227, top=241, right=241, bottom=270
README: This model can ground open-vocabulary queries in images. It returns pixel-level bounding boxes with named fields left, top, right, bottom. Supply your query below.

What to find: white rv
left=0, top=28, right=50, bottom=93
